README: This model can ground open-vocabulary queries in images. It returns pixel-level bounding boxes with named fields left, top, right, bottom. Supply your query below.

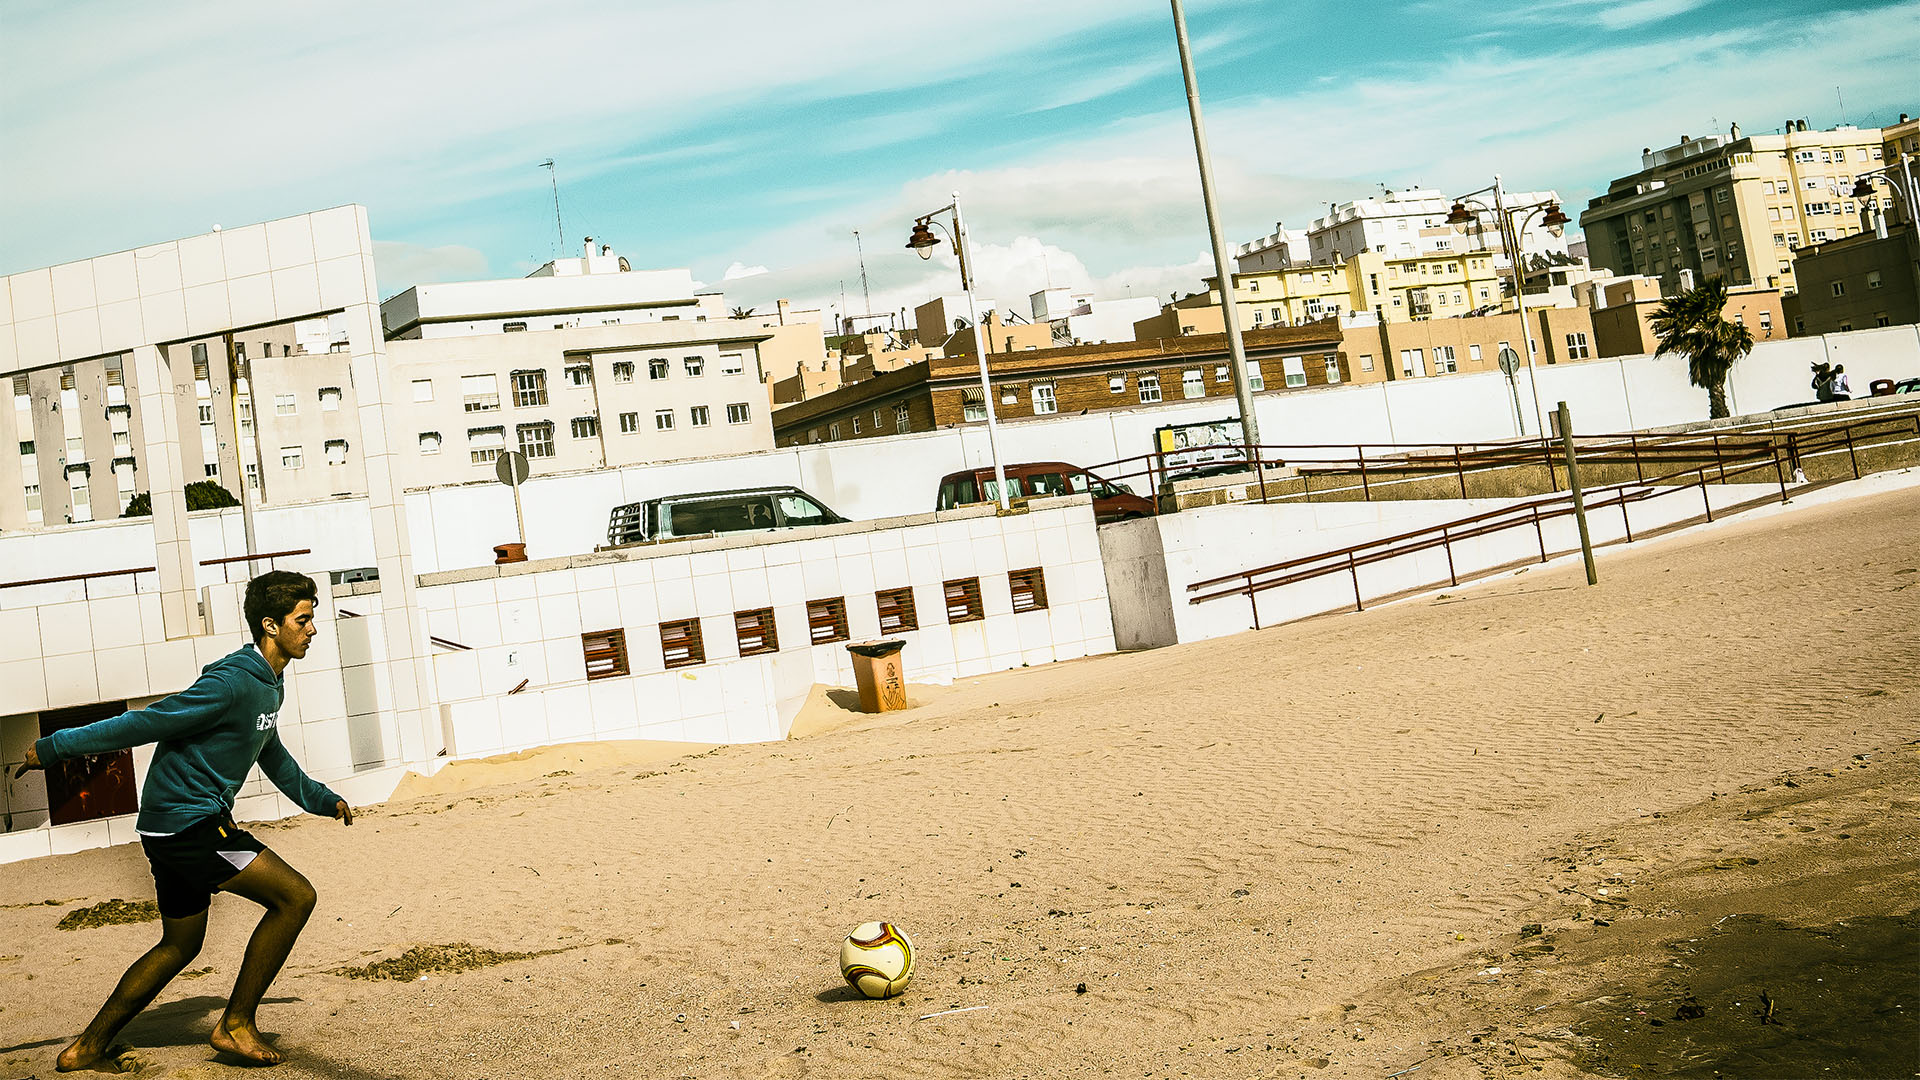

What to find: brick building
left=771, top=323, right=1344, bottom=446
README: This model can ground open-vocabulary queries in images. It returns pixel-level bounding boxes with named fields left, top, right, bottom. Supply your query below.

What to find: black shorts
left=140, top=815, right=267, bottom=919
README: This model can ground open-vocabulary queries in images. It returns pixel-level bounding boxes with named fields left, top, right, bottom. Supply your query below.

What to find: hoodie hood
left=208, top=644, right=282, bottom=690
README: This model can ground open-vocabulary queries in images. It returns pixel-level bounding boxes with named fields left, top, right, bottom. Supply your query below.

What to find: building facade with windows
left=1236, top=187, right=1569, bottom=273
left=1578, top=277, right=1786, bottom=358
left=1135, top=249, right=1510, bottom=339
left=1580, top=121, right=1887, bottom=296
left=385, top=320, right=775, bottom=486
left=1781, top=225, right=1920, bottom=336
left=1336, top=306, right=1601, bottom=388
left=770, top=323, right=1344, bottom=447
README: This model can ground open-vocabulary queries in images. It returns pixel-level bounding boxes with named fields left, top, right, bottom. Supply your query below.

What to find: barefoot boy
left=16, top=570, right=352, bottom=1069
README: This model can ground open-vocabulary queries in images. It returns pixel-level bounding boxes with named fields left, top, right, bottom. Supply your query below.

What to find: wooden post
left=1557, top=402, right=1597, bottom=586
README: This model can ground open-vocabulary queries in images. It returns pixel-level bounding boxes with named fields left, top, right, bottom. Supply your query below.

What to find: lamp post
left=908, top=192, right=1011, bottom=510
left=1850, top=152, right=1918, bottom=232
left=1446, top=176, right=1570, bottom=439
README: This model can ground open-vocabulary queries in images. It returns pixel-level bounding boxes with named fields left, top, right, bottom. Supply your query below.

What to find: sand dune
left=2, top=480, right=1916, bottom=1078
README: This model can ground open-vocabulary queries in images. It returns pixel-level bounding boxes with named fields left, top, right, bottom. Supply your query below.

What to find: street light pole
left=1170, top=0, right=1261, bottom=457
left=1495, top=175, right=1549, bottom=440
left=908, top=195, right=1011, bottom=510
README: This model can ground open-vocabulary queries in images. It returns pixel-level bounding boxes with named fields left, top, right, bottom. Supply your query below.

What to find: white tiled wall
left=419, top=497, right=1117, bottom=761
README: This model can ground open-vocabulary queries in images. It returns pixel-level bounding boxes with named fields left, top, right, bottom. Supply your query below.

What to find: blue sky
left=2, top=0, right=1914, bottom=325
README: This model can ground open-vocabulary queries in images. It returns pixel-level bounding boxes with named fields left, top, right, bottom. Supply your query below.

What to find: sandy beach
left=3, top=481, right=1916, bottom=1079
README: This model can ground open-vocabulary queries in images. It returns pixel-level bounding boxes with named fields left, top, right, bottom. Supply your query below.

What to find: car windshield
left=1027, top=472, right=1069, bottom=497
left=776, top=493, right=832, bottom=526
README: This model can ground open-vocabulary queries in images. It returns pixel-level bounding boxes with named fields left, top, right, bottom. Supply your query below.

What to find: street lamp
left=1850, top=152, right=1919, bottom=232
left=1446, top=175, right=1568, bottom=439
left=907, top=191, right=1011, bottom=510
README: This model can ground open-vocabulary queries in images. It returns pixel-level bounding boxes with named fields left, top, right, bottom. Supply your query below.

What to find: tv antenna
left=539, top=160, right=563, bottom=256
left=853, top=230, right=873, bottom=319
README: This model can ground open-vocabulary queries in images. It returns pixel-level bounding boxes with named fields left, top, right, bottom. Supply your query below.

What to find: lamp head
left=906, top=220, right=941, bottom=260
left=1541, top=203, right=1570, bottom=237
left=1444, top=201, right=1474, bottom=226
left=1850, top=177, right=1873, bottom=198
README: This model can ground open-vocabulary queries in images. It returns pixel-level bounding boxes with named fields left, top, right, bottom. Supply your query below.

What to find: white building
left=380, top=238, right=728, bottom=340
left=1029, top=288, right=1160, bottom=346
left=1237, top=188, right=1571, bottom=274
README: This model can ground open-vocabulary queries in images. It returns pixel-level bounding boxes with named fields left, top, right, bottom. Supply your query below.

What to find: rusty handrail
left=0, top=548, right=315, bottom=592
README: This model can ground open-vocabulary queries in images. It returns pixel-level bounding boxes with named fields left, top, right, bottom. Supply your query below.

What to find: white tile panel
left=133, top=243, right=183, bottom=295
left=498, top=597, right=541, bottom=642
left=533, top=569, right=578, bottom=597
left=15, top=316, right=56, bottom=364
left=453, top=604, right=503, bottom=650
left=588, top=679, right=639, bottom=734
left=690, top=573, right=733, bottom=618
left=497, top=692, right=550, bottom=748
left=226, top=273, right=275, bottom=325
left=48, top=818, right=112, bottom=857
left=139, top=292, right=187, bottom=342
left=799, top=555, right=842, bottom=599
left=536, top=593, right=582, bottom=638
left=316, top=254, right=368, bottom=309
left=55, top=309, right=101, bottom=359
left=310, top=207, right=363, bottom=261
left=182, top=281, right=231, bottom=333
left=88, top=595, right=145, bottom=652
left=545, top=635, right=588, bottom=683
left=95, top=645, right=151, bottom=701
left=0, top=607, right=40, bottom=653
left=143, top=638, right=199, bottom=692
left=271, top=265, right=322, bottom=319
left=9, top=267, right=54, bottom=319
left=176, top=232, right=226, bottom=288
left=836, top=557, right=876, bottom=598
left=98, top=299, right=144, bottom=345
left=0, top=827, right=54, bottom=864
left=445, top=698, right=503, bottom=758
left=0, top=657, right=48, bottom=712
left=543, top=685, right=592, bottom=742
left=577, top=585, right=620, bottom=632
left=655, top=575, right=696, bottom=621
left=729, top=569, right=770, bottom=612
left=265, top=215, right=317, bottom=269
left=220, top=224, right=272, bottom=279
left=39, top=600, right=94, bottom=655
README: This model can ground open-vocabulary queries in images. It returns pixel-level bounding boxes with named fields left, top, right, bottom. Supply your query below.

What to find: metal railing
left=1181, top=429, right=1879, bottom=627
left=0, top=548, right=313, bottom=600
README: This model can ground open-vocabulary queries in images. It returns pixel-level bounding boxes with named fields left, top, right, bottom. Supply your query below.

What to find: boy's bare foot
left=211, top=1016, right=284, bottom=1066
left=54, top=1037, right=109, bottom=1072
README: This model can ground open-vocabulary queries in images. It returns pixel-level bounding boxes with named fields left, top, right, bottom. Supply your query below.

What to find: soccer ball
left=838, top=921, right=915, bottom=999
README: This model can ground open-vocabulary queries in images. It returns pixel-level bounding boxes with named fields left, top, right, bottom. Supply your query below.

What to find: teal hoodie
left=34, top=645, right=342, bottom=835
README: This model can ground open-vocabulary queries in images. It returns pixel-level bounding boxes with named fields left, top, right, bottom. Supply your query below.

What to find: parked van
left=934, top=461, right=1154, bottom=522
left=607, top=485, right=848, bottom=546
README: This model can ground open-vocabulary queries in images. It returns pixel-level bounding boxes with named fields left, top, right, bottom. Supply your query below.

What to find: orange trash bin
left=847, top=640, right=909, bottom=713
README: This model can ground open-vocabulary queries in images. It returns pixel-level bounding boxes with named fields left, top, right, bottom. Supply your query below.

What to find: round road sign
left=1497, top=347, right=1521, bottom=376
left=495, top=450, right=530, bottom=486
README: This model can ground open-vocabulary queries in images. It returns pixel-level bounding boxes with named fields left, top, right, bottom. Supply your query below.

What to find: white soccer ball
left=838, top=921, right=915, bottom=999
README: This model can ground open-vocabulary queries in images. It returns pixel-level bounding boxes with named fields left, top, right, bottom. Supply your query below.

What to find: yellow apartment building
left=1582, top=120, right=1887, bottom=296
left=1133, top=249, right=1507, bottom=339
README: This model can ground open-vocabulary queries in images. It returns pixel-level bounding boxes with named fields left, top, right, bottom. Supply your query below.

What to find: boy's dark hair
left=244, top=571, right=319, bottom=643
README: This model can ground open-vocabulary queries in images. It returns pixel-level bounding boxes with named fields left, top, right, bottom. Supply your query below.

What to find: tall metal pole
left=1557, top=401, right=1597, bottom=586
left=1170, top=0, right=1261, bottom=457
left=854, top=230, right=873, bottom=320
left=952, top=192, right=1012, bottom=510
left=1497, top=175, right=1548, bottom=441
left=542, top=160, right=563, bottom=257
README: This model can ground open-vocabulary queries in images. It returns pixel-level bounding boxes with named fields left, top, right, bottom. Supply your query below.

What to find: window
left=1715, top=188, right=1729, bottom=203
left=502, top=321, right=528, bottom=332
left=1759, top=312, right=1773, bottom=332
left=852, top=416, right=862, bottom=435
left=512, top=370, right=548, bottom=407
left=829, top=423, right=840, bottom=440
left=191, top=342, right=208, bottom=367
left=689, top=406, right=710, bottom=427
left=518, top=421, right=555, bottom=458
left=280, top=446, right=303, bottom=469
left=1138, top=374, right=1162, bottom=403
left=1182, top=369, right=1205, bottom=398
left=199, top=404, right=214, bottom=423
left=1468, top=344, right=1483, bottom=362
left=582, top=629, right=630, bottom=680
left=572, top=416, right=600, bottom=438
left=876, top=587, right=918, bottom=633
left=1008, top=567, right=1048, bottom=612
left=565, top=361, right=592, bottom=387
left=275, top=394, right=296, bottom=415
left=1565, top=332, right=1591, bottom=360
left=684, top=355, right=705, bottom=376
left=204, top=462, right=220, bottom=478
left=412, top=379, right=434, bottom=402
left=1214, top=365, right=1229, bottom=384
left=807, top=598, right=849, bottom=645
left=1400, top=349, right=1425, bottom=378
left=24, top=483, right=40, bottom=523
left=611, top=361, right=635, bottom=383
left=1434, top=345, right=1457, bottom=374
left=325, top=439, right=348, bottom=466
left=660, top=619, right=705, bottom=669
left=727, top=402, right=752, bottom=425
left=70, top=473, right=92, bottom=523
left=649, top=358, right=670, bottom=380
left=419, top=432, right=441, bottom=455
left=1247, top=365, right=1264, bottom=391
left=112, top=430, right=130, bottom=453
left=462, top=374, right=500, bottom=412
left=894, top=403, right=911, bottom=433
left=1032, top=383, right=1058, bottom=414
left=318, top=387, right=342, bottom=412
left=1324, top=355, right=1341, bottom=384
left=619, top=412, right=639, bottom=434
left=735, top=608, right=778, bottom=656
left=1360, top=353, right=1375, bottom=372
left=468, top=427, right=505, bottom=465
left=1000, top=386, right=1017, bottom=405
left=1868, top=271, right=1883, bottom=289
left=720, top=352, right=746, bottom=376
left=873, top=409, right=886, bottom=430
left=1831, top=281, right=1846, bottom=297
left=961, top=387, right=986, bottom=422
left=1281, top=356, right=1307, bottom=387
left=944, top=578, right=984, bottom=623
left=1109, top=374, right=1126, bottom=394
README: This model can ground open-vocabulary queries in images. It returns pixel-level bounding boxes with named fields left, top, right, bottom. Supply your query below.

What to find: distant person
left=1811, top=361, right=1836, bottom=402
left=1829, top=364, right=1851, bottom=400
left=15, top=571, right=352, bottom=1070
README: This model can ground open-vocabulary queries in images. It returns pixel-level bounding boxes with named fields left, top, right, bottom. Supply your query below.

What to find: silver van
left=606, top=486, right=847, bottom=546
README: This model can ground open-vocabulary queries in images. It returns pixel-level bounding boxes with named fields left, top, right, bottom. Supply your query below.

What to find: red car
left=935, top=461, right=1155, bottom=522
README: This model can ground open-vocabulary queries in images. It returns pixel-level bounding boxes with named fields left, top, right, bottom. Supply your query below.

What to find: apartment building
left=1337, top=306, right=1600, bottom=388
left=913, top=295, right=1054, bottom=356
left=1580, top=120, right=1887, bottom=295
left=1029, top=288, right=1159, bottom=346
left=1136, top=248, right=1509, bottom=338
left=1574, top=276, right=1787, bottom=357
left=1236, top=187, right=1569, bottom=274
left=1876, top=113, right=1919, bottom=227
left=1782, top=225, right=1920, bottom=335
left=771, top=323, right=1345, bottom=447
left=379, top=239, right=728, bottom=339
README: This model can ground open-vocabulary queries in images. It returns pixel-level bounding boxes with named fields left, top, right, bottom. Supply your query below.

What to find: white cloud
left=722, top=262, right=769, bottom=280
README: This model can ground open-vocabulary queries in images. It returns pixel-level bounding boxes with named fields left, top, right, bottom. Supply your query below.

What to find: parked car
left=606, top=485, right=848, bottom=546
left=935, top=461, right=1155, bottom=522
left=1891, top=377, right=1920, bottom=395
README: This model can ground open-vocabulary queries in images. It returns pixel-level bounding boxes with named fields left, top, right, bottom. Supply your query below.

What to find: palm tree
left=1649, top=276, right=1754, bottom=419
left=729, top=306, right=755, bottom=319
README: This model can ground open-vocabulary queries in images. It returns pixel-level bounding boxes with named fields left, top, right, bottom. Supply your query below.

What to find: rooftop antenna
left=540, top=159, right=563, bottom=257
left=1835, top=86, right=1845, bottom=122
left=853, top=230, right=873, bottom=319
